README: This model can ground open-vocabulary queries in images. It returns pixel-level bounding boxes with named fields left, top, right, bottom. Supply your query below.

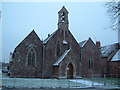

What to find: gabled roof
left=100, top=43, right=119, bottom=58
left=111, top=49, right=120, bottom=61
left=79, top=40, right=87, bottom=47
left=43, top=30, right=57, bottom=44
left=79, top=38, right=94, bottom=47
left=16, top=30, right=41, bottom=48
left=53, top=48, right=71, bottom=66
left=26, top=30, right=38, bottom=38
left=58, top=6, right=69, bottom=14
left=22, top=30, right=41, bottom=41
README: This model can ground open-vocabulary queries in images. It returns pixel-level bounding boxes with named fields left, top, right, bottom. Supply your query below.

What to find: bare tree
left=106, top=1, right=120, bottom=30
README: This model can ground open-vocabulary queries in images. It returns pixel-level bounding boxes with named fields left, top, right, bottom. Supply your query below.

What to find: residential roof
left=100, top=43, right=119, bottom=57
left=111, top=49, right=120, bottom=61
left=53, top=48, right=71, bottom=66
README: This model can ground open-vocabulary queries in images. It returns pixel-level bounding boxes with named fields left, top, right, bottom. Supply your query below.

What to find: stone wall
left=10, top=30, right=43, bottom=78
left=81, top=38, right=102, bottom=76
left=43, top=29, right=81, bottom=78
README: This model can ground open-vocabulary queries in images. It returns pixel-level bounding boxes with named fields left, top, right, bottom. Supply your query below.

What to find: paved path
left=70, top=80, right=103, bottom=86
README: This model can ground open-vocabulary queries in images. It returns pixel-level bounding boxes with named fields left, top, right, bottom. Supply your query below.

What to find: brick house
left=108, top=61, right=120, bottom=77
left=100, top=43, right=120, bottom=77
left=100, top=10, right=120, bottom=76
left=9, top=6, right=81, bottom=79
left=79, top=38, right=102, bottom=76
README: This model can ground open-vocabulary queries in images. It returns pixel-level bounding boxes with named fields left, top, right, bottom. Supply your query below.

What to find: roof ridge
left=43, top=30, right=57, bottom=44
left=15, top=30, right=41, bottom=49
left=79, top=40, right=88, bottom=47
left=100, top=43, right=119, bottom=57
left=100, top=43, right=119, bottom=48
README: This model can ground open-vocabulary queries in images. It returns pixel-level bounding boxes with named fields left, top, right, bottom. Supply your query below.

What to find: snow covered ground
left=70, top=79, right=104, bottom=87
left=1, top=75, right=119, bottom=89
left=2, top=78, right=88, bottom=88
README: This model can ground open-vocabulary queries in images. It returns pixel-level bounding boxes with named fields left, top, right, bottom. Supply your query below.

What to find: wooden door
left=67, top=63, right=73, bottom=79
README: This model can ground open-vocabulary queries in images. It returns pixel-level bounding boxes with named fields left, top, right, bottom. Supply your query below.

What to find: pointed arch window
left=27, top=48, right=36, bottom=67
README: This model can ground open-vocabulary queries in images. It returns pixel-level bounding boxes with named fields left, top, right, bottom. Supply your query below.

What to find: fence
left=1, top=74, right=120, bottom=89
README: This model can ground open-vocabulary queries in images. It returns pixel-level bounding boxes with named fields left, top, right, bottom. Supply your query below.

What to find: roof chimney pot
left=96, top=41, right=101, bottom=48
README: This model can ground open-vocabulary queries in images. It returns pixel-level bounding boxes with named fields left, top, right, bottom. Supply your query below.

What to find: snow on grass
left=1, top=75, right=119, bottom=88
left=70, top=79, right=103, bottom=87
left=2, top=77, right=87, bottom=88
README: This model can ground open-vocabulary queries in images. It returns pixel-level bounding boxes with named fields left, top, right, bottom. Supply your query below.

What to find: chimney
left=96, top=41, right=101, bottom=48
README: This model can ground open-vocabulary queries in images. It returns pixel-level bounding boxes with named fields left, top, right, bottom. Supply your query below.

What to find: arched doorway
left=67, top=63, right=74, bottom=79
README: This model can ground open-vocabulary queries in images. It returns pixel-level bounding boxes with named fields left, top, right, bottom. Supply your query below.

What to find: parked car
left=2, top=69, right=9, bottom=73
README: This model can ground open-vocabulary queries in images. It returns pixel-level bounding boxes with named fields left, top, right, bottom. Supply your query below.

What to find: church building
left=9, top=6, right=82, bottom=79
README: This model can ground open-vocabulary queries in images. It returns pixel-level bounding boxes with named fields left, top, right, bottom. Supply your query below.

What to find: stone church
left=9, top=6, right=82, bottom=79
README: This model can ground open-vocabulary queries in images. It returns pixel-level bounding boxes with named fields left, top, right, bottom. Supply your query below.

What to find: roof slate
left=111, top=49, right=120, bottom=61
left=100, top=43, right=119, bottom=57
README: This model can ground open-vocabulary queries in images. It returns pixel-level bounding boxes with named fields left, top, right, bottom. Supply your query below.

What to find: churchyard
left=1, top=73, right=120, bottom=89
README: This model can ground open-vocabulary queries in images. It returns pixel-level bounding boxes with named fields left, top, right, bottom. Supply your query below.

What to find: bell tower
left=58, top=6, right=69, bottom=31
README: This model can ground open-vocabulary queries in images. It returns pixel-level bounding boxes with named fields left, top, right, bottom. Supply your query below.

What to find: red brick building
left=108, top=61, right=120, bottom=77
left=100, top=43, right=120, bottom=77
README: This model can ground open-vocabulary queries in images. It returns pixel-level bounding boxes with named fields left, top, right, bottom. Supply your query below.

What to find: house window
left=56, top=42, right=60, bottom=56
left=27, top=48, right=36, bottom=67
left=89, top=58, right=93, bottom=69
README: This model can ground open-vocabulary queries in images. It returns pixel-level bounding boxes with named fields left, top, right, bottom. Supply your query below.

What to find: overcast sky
left=1, top=2, right=118, bottom=62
